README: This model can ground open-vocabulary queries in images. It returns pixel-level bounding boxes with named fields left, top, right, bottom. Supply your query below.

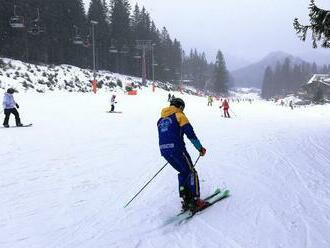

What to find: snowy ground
left=1, top=88, right=330, bottom=248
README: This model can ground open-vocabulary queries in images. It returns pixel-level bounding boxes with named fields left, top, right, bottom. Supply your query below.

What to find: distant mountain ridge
left=231, top=51, right=306, bottom=88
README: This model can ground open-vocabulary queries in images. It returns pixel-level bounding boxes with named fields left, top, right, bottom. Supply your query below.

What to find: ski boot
left=3, top=124, right=9, bottom=128
left=179, top=186, right=194, bottom=212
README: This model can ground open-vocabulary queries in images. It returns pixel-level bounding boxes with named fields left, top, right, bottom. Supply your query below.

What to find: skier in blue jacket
left=3, top=88, right=23, bottom=128
left=157, top=98, right=207, bottom=211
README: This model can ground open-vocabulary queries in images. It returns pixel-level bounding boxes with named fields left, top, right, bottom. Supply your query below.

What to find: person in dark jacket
left=2, top=88, right=23, bottom=128
left=168, top=93, right=172, bottom=102
left=109, top=94, right=118, bottom=112
left=157, top=98, right=207, bottom=211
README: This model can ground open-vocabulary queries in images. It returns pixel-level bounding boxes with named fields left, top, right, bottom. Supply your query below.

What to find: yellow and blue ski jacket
left=157, top=106, right=202, bottom=156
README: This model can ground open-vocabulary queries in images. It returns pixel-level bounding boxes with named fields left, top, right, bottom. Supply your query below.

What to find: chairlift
left=28, top=8, right=44, bottom=35
left=9, top=5, right=25, bottom=28
left=109, top=45, right=118, bottom=53
left=73, top=25, right=84, bottom=45
left=119, top=45, right=129, bottom=54
left=134, top=52, right=141, bottom=59
left=28, top=22, right=43, bottom=35
left=32, top=8, right=41, bottom=23
left=109, top=39, right=118, bottom=53
left=73, top=36, right=83, bottom=45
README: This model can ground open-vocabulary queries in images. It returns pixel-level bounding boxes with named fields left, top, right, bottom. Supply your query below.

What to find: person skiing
left=3, top=88, right=23, bottom=128
left=207, top=96, right=213, bottom=106
left=168, top=93, right=172, bottom=102
left=110, top=94, right=117, bottom=112
left=157, top=98, right=207, bottom=211
left=289, top=100, right=294, bottom=110
left=220, top=99, right=230, bottom=118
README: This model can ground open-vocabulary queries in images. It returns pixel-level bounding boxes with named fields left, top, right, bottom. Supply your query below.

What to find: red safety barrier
left=128, top=90, right=137, bottom=95
left=91, top=80, right=97, bottom=94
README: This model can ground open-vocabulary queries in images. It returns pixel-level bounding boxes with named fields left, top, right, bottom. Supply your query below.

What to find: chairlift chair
left=134, top=54, right=141, bottom=59
left=9, top=16, right=25, bottom=28
left=119, top=45, right=129, bottom=54
left=72, top=25, right=83, bottom=45
left=28, top=22, right=44, bottom=36
left=133, top=51, right=141, bottom=59
left=9, top=5, right=24, bottom=28
left=73, top=35, right=84, bottom=45
left=109, top=45, right=118, bottom=53
left=28, top=8, right=43, bottom=35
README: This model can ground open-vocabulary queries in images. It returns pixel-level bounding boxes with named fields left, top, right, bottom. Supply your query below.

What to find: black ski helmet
left=170, top=98, right=185, bottom=110
left=7, top=88, right=16, bottom=94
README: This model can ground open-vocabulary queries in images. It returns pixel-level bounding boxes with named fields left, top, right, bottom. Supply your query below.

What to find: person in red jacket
left=220, top=99, right=230, bottom=118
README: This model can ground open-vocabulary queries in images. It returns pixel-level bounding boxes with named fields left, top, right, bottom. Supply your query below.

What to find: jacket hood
left=161, top=106, right=182, bottom=118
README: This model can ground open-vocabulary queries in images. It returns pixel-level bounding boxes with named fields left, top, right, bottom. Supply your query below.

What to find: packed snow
left=1, top=84, right=330, bottom=248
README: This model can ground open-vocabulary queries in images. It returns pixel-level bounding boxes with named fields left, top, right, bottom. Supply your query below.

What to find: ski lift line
left=29, top=8, right=41, bottom=23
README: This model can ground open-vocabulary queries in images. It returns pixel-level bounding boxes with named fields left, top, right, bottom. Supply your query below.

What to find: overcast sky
left=83, top=0, right=330, bottom=63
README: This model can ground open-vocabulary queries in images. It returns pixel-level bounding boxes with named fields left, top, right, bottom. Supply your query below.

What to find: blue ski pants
left=163, top=150, right=200, bottom=198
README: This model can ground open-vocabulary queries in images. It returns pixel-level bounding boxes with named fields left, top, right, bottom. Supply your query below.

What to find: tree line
left=0, top=0, right=230, bottom=94
left=261, top=57, right=330, bottom=99
left=183, top=49, right=229, bottom=94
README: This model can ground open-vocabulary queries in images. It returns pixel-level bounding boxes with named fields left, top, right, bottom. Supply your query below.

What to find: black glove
left=16, top=103, right=19, bottom=109
left=199, top=147, right=207, bottom=156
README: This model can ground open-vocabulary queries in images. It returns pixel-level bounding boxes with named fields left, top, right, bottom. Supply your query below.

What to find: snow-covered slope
left=0, top=58, right=177, bottom=94
left=1, top=87, right=330, bottom=248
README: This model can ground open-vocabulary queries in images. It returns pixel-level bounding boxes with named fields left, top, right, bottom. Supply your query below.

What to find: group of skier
left=2, top=89, right=120, bottom=127
left=2, top=87, right=222, bottom=212
left=168, top=93, right=176, bottom=102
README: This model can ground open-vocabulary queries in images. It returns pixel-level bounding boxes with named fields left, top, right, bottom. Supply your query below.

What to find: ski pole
left=193, top=155, right=201, bottom=168
left=124, top=162, right=169, bottom=208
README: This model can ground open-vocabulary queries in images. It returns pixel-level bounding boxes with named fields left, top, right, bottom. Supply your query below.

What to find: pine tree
left=0, top=0, right=16, bottom=58
left=0, top=0, right=208, bottom=88
left=88, top=0, right=111, bottom=70
left=212, top=50, right=229, bottom=94
left=261, top=66, right=274, bottom=99
left=280, top=57, right=291, bottom=94
left=109, top=0, right=131, bottom=74
left=294, top=0, right=330, bottom=48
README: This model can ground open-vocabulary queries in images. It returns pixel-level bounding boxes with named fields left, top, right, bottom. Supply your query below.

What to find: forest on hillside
left=0, top=0, right=230, bottom=93
left=261, top=58, right=330, bottom=99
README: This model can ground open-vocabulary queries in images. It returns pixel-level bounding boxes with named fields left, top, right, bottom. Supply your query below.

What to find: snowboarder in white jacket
left=3, top=88, right=23, bottom=128
left=110, top=94, right=117, bottom=112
